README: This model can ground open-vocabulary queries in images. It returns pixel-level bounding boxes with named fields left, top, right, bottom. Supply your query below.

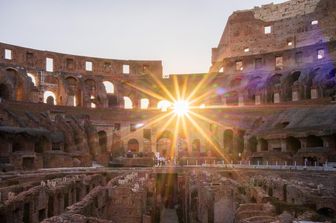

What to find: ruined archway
left=317, top=207, right=335, bottom=219
left=267, top=74, right=282, bottom=103
left=285, top=71, right=301, bottom=101
left=286, top=136, right=301, bottom=154
left=65, top=76, right=81, bottom=106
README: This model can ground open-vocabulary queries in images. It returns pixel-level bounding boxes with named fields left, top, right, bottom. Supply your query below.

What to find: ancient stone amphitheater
left=0, top=0, right=336, bottom=222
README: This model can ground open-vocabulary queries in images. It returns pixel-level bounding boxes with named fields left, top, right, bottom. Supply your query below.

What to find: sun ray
left=125, top=82, right=166, bottom=101
left=185, top=113, right=230, bottom=163
left=181, top=115, right=191, bottom=156
left=169, top=115, right=180, bottom=160
left=147, top=70, right=176, bottom=102
left=120, top=111, right=174, bottom=141
left=188, top=110, right=228, bottom=129
left=181, top=76, right=189, bottom=100
left=186, top=72, right=217, bottom=102
left=155, top=113, right=177, bottom=152
left=173, top=75, right=181, bottom=101
left=188, top=87, right=217, bottom=105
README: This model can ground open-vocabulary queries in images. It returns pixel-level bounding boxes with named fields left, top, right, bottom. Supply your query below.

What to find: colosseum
left=0, top=0, right=335, bottom=222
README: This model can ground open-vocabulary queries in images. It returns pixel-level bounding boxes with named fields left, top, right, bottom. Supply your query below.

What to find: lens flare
left=173, top=100, right=189, bottom=116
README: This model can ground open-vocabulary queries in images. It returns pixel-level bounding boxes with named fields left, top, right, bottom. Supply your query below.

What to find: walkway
left=160, top=208, right=179, bottom=223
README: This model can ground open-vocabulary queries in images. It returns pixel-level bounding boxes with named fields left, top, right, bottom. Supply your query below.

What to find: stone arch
left=123, top=96, right=133, bottom=109
left=140, top=98, right=149, bottom=109
left=286, top=136, right=301, bottom=154
left=65, top=76, right=81, bottom=106
left=306, top=135, right=323, bottom=147
left=43, top=91, right=56, bottom=105
left=223, top=129, right=233, bottom=153
left=103, top=81, right=114, bottom=94
left=127, top=138, right=139, bottom=153
left=27, top=73, right=37, bottom=86
left=285, top=71, right=301, bottom=101
left=267, top=74, right=282, bottom=103
left=98, top=131, right=107, bottom=153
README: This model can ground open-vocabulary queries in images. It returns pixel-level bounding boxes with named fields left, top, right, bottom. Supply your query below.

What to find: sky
left=0, top=0, right=287, bottom=75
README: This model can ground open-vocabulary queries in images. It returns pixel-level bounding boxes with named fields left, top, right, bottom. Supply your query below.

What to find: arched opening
left=65, top=77, right=80, bottom=106
left=267, top=74, right=282, bottom=102
left=127, top=138, right=139, bottom=153
left=123, top=96, right=133, bottom=109
left=288, top=71, right=301, bottom=101
left=103, top=81, right=114, bottom=94
left=43, top=91, right=57, bottom=105
left=157, top=100, right=171, bottom=112
left=317, top=208, right=335, bottom=219
left=248, top=136, right=257, bottom=153
left=0, top=84, right=10, bottom=100
left=27, top=73, right=37, bottom=86
left=289, top=71, right=301, bottom=84
left=140, top=98, right=149, bottom=109
left=98, top=131, right=107, bottom=153
left=260, top=138, right=268, bottom=151
left=157, top=130, right=173, bottom=158
left=286, top=137, right=301, bottom=154
left=223, top=129, right=233, bottom=153
left=306, top=135, right=323, bottom=148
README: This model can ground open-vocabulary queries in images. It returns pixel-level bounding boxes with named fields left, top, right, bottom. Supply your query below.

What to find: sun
left=173, top=100, right=189, bottom=116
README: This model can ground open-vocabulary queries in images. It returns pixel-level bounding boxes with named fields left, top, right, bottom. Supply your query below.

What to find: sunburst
left=123, top=70, right=232, bottom=163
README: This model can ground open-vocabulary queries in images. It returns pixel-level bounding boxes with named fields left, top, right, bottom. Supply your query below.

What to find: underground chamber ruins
left=0, top=0, right=336, bottom=222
